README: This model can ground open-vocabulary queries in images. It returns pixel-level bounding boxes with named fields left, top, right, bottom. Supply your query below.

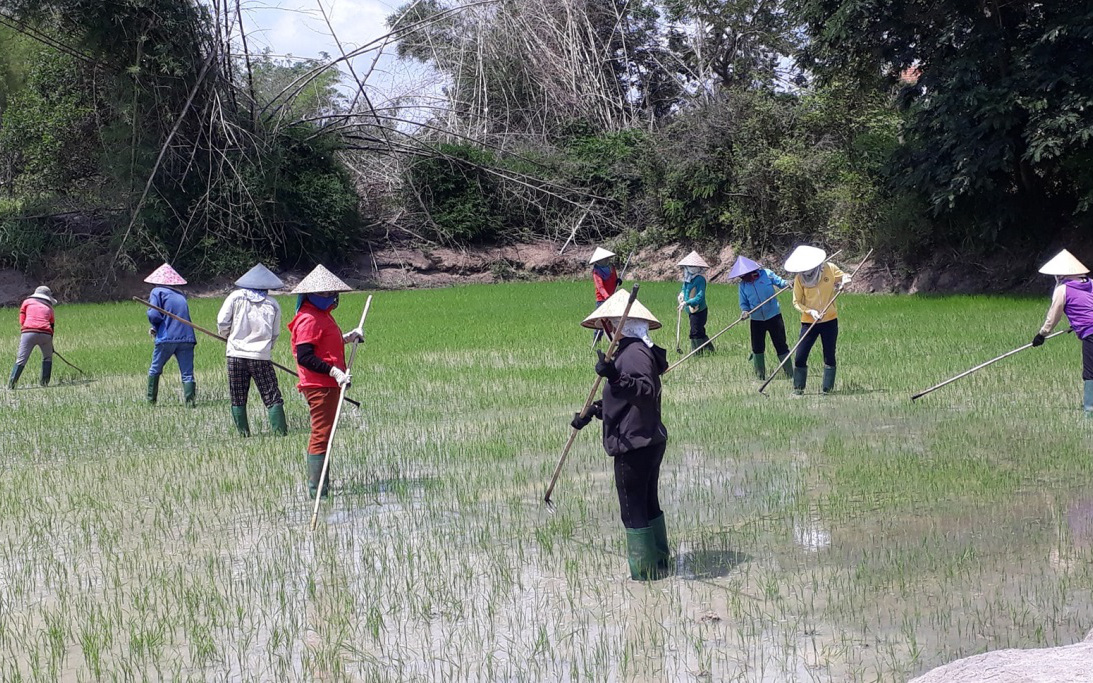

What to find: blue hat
left=727, top=256, right=762, bottom=279
left=235, top=263, right=284, bottom=290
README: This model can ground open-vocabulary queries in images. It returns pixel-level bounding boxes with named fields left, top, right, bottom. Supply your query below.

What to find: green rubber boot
left=183, top=381, right=197, bottom=407
left=650, top=513, right=671, bottom=571
left=8, top=363, right=24, bottom=389
left=625, top=526, right=662, bottom=581
left=750, top=352, right=766, bottom=380
left=39, top=360, right=52, bottom=387
left=821, top=365, right=837, bottom=394
left=701, top=336, right=714, bottom=353
left=230, top=405, right=250, bottom=437
left=793, top=366, right=807, bottom=395
left=778, top=353, right=792, bottom=378
left=690, top=338, right=702, bottom=354
left=307, top=453, right=330, bottom=498
left=146, top=375, right=160, bottom=404
left=1084, top=381, right=1093, bottom=416
left=268, top=403, right=288, bottom=436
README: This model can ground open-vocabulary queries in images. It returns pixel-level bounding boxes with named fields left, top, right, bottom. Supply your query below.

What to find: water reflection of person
left=570, top=289, right=671, bottom=580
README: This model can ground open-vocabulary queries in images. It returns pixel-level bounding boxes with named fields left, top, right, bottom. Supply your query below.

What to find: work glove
left=148, top=327, right=156, bottom=338
left=740, top=310, right=750, bottom=319
left=329, top=367, right=352, bottom=387
left=570, top=401, right=603, bottom=430
left=808, top=309, right=823, bottom=323
left=677, top=292, right=684, bottom=305
left=342, top=327, right=365, bottom=344
left=595, top=350, right=620, bottom=382
left=1031, top=334, right=1046, bottom=348
left=838, top=274, right=852, bottom=289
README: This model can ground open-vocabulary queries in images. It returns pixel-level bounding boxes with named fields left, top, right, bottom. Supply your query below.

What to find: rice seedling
left=0, top=281, right=1090, bottom=681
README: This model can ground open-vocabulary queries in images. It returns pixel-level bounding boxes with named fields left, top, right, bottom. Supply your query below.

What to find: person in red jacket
left=590, top=247, right=620, bottom=346
left=288, top=265, right=364, bottom=499
left=9, top=286, right=57, bottom=389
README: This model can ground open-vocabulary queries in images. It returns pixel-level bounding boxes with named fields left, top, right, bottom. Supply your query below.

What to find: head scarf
left=801, top=264, right=824, bottom=287
left=296, top=292, right=338, bottom=312
left=682, top=266, right=700, bottom=283
left=609, top=318, right=654, bottom=348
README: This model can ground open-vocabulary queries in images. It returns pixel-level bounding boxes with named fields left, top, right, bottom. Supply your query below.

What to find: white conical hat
left=581, top=288, right=661, bottom=330
left=589, top=247, right=616, bottom=264
left=1039, top=249, right=1089, bottom=276
left=235, top=263, right=284, bottom=290
left=677, top=251, right=710, bottom=268
left=144, top=263, right=187, bottom=285
left=290, top=264, right=353, bottom=294
left=784, top=245, right=827, bottom=273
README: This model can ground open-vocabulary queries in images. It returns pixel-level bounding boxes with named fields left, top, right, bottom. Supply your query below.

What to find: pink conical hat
left=144, top=263, right=188, bottom=286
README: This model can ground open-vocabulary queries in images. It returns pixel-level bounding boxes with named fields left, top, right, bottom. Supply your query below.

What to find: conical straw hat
left=727, top=255, right=762, bottom=279
left=29, top=286, right=57, bottom=305
left=290, top=264, right=353, bottom=294
left=1039, top=249, right=1089, bottom=276
left=144, top=263, right=187, bottom=285
left=677, top=251, right=710, bottom=268
left=589, top=247, right=616, bottom=264
left=784, top=246, right=827, bottom=273
left=235, top=263, right=284, bottom=290
left=581, top=288, right=662, bottom=330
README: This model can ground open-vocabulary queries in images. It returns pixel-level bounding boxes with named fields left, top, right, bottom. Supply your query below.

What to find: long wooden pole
left=759, top=249, right=873, bottom=394
left=545, top=284, right=641, bottom=505
left=310, top=295, right=373, bottom=530
left=134, top=296, right=361, bottom=408
left=674, top=306, right=683, bottom=354
left=911, top=329, right=1072, bottom=401
left=52, top=349, right=86, bottom=375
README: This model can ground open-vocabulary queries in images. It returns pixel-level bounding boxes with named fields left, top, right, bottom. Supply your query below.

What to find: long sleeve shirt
left=146, top=287, right=197, bottom=344
left=1041, top=278, right=1093, bottom=340
left=593, top=265, right=619, bottom=303
left=738, top=269, right=788, bottom=321
left=1041, top=284, right=1069, bottom=336
left=681, top=275, right=708, bottom=313
left=793, top=263, right=847, bottom=323
left=600, top=338, right=669, bottom=457
left=216, top=289, right=282, bottom=360
left=19, top=298, right=54, bottom=334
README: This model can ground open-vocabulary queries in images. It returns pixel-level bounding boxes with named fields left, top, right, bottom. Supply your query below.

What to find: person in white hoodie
left=217, top=264, right=287, bottom=436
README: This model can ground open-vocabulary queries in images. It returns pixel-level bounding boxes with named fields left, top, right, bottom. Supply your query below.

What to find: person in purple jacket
left=1032, top=249, right=1093, bottom=415
left=144, top=263, right=198, bottom=406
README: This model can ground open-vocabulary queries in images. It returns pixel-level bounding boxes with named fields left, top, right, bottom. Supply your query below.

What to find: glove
left=571, top=400, right=603, bottom=429
left=329, top=366, right=352, bottom=387
left=595, top=350, right=619, bottom=382
left=741, top=310, right=750, bottom=319
left=148, top=327, right=156, bottom=338
left=342, top=327, right=364, bottom=344
left=808, top=309, right=823, bottom=323
left=677, top=292, right=684, bottom=305
left=1031, top=334, right=1045, bottom=348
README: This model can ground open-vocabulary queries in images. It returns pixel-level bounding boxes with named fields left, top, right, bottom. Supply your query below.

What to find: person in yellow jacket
left=783, top=246, right=850, bottom=395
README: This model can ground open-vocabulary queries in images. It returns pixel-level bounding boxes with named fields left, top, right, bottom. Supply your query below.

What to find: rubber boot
left=183, top=381, right=197, bottom=408
left=751, top=352, right=766, bottom=380
left=690, top=338, right=702, bottom=354
left=146, top=375, right=160, bottom=404
left=793, top=366, right=807, bottom=395
left=650, top=513, right=671, bottom=571
left=701, top=336, right=714, bottom=353
left=307, top=453, right=330, bottom=498
left=230, top=405, right=250, bottom=437
left=8, top=363, right=24, bottom=390
left=1084, top=381, right=1093, bottom=416
left=821, top=365, right=837, bottom=394
left=778, top=353, right=792, bottom=378
left=39, top=360, right=52, bottom=387
left=268, top=403, right=288, bottom=436
left=625, top=526, right=662, bottom=581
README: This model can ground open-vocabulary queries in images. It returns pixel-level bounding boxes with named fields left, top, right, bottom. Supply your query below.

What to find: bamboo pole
left=52, top=349, right=86, bottom=375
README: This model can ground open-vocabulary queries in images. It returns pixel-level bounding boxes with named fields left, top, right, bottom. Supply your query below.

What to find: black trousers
left=688, top=308, right=708, bottom=340
left=614, top=442, right=665, bottom=529
left=795, top=319, right=838, bottom=369
left=749, top=314, right=790, bottom=355
left=1084, top=336, right=1093, bottom=381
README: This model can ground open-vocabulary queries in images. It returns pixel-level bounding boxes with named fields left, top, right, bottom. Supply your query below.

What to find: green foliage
left=404, top=143, right=510, bottom=242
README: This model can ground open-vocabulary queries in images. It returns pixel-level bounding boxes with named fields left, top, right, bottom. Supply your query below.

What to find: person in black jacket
left=571, top=289, right=671, bottom=580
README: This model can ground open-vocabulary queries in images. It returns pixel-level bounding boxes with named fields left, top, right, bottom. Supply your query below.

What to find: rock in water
left=910, top=632, right=1093, bottom=683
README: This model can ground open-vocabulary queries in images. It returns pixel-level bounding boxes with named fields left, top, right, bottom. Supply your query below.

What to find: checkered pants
left=226, top=357, right=283, bottom=408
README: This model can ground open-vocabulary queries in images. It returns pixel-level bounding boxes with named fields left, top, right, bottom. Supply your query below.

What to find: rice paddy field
left=1, top=279, right=1092, bottom=682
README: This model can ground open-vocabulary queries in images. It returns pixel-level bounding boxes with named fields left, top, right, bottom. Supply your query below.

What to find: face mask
left=307, top=294, right=337, bottom=311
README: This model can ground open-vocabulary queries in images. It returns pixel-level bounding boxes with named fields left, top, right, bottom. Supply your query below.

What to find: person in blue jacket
left=729, top=255, right=791, bottom=380
left=143, top=263, right=198, bottom=406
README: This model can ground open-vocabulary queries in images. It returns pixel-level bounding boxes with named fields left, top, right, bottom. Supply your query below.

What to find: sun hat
left=784, top=246, right=827, bottom=273
left=144, top=263, right=188, bottom=286
left=28, top=286, right=57, bottom=305
left=589, top=247, right=616, bottom=264
left=727, top=256, right=762, bottom=279
left=677, top=251, right=710, bottom=268
left=290, top=264, right=353, bottom=294
left=581, top=288, right=662, bottom=330
left=235, top=263, right=284, bottom=290
left=1039, top=249, right=1089, bottom=276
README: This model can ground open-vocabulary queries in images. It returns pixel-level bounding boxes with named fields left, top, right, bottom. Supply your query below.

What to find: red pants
left=303, top=387, right=340, bottom=455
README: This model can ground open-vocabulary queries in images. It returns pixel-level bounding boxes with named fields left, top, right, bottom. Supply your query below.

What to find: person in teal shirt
left=676, top=251, right=712, bottom=354
left=729, top=255, right=792, bottom=380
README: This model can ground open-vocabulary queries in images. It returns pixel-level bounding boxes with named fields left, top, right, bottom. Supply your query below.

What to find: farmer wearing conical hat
left=729, top=256, right=792, bottom=380
left=1031, top=249, right=1093, bottom=415
left=8, top=286, right=57, bottom=389
left=784, top=246, right=850, bottom=395
left=144, top=264, right=198, bottom=406
left=216, top=264, right=288, bottom=437
left=677, top=251, right=713, bottom=354
left=570, top=288, right=671, bottom=580
left=287, top=265, right=364, bottom=498
left=590, top=247, right=621, bottom=345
